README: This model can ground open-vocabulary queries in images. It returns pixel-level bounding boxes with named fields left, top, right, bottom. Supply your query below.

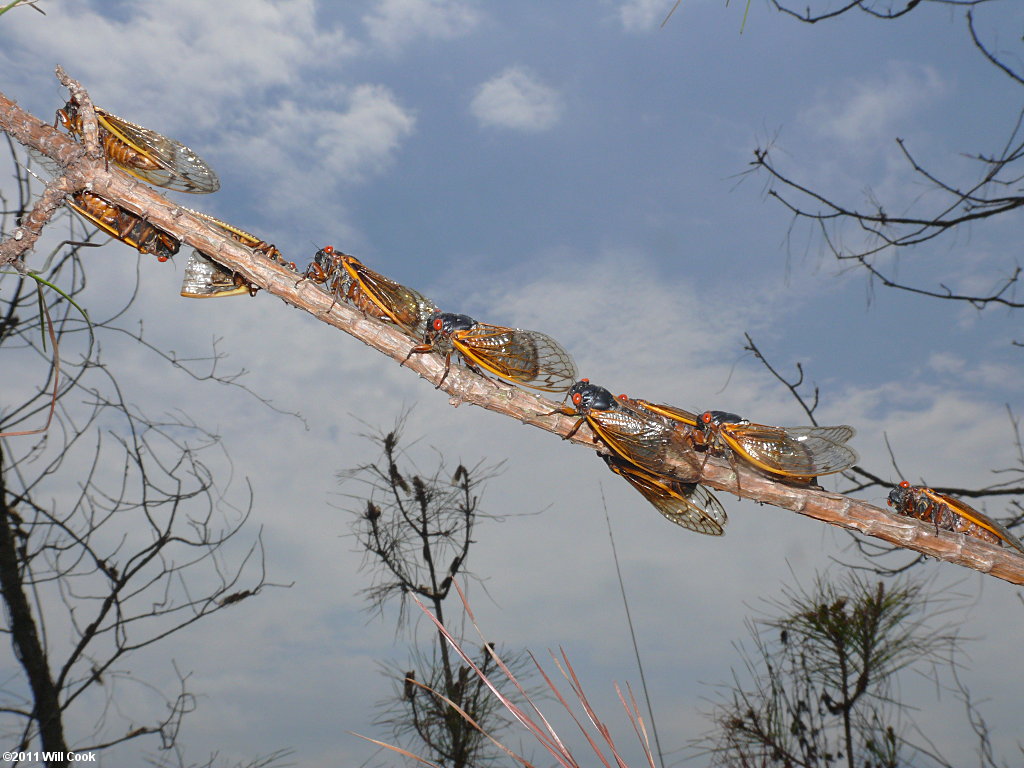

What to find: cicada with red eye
left=303, top=247, right=438, bottom=338
left=56, top=100, right=220, bottom=194
left=303, top=246, right=344, bottom=288
left=68, top=191, right=179, bottom=262
left=560, top=380, right=691, bottom=475
left=340, top=252, right=438, bottom=338
left=602, top=455, right=727, bottom=536
left=409, top=312, right=578, bottom=393
left=887, top=481, right=1024, bottom=555
left=690, top=410, right=857, bottom=481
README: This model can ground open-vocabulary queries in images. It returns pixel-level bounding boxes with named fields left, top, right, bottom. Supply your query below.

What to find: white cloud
left=617, top=0, right=676, bottom=32
left=470, top=66, right=563, bottom=132
left=800, top=63, right=947, bottom=144
left=0, top=0, right=357, bottom=133
left=315, top=84, right=418, bottom=180
left=363, top=0, right=481, bottom=52
left=213, top=84, right=415, bottom=224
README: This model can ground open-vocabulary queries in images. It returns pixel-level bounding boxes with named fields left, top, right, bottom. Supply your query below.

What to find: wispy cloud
left=617, top=0, right=676, bottom=32
left=470, top=66, right=563, bottom=132
left=800, top=63, right=947, bottom=144
left=363, top=0, right=481, bottom=53
left=216, top=83, right=416, bottom=225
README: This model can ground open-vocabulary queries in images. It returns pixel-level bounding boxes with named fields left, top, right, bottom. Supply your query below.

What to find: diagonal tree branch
left=3, top=73, right=1024, bottom=585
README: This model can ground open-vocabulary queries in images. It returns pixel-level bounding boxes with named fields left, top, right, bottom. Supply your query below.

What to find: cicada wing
left=923, top=489, right=1024, bottom=555
left=342, top=259, right=438, bottom=338
left=182, top=208, right=285, bottom=263
left=453, top=323, right=577, bottom=392
left=722, top=423, right=858, bottom=477
left=184, top=209, right=255, bottom=244
left=634, top=400, right=700, bottom=427
left=99, top=111, right=220, bottom=194
left=180, top=252, right=251, bottom=298
left=588, top=401, right=690, bottom=475
left=604, top=457, right=726, bottom=536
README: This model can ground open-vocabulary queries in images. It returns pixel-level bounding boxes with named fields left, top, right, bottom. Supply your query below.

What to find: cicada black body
left=412, top=312, right=577, bottom=393
left=563, top=380, right=690, bottom=475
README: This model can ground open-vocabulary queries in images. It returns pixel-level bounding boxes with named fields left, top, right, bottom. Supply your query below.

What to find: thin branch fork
left=3, top=78, right=1024, bottom=585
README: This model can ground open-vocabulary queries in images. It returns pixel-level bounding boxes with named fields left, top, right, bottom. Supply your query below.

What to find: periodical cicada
left=692, top=410, right=858, bottom=480
left=640, top=401, right=857, bottom=482
left=180, top=253, right=252, bottom=299
left=409, top=312, right=578, bottom=393
left=304, top=247, right=438, bottom=338
left=562, top=380, right=691, bottom=476
left=68, top=191, right=179, bottom=262
left=887, top=481, right=1024, bottom=554
left=180, top=210, right=292, bottom=298
left=602, top=454, right=727, bottom=536
left=56, top=100, right=220, bottom=194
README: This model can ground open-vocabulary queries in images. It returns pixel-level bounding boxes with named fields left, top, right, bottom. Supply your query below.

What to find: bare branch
left=4, top=75, right=1024, bottom=598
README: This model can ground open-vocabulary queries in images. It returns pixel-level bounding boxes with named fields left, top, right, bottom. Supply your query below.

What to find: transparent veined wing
left=57, top=102, right=219, bottom=194
left=180, top=252, right=252, bottom=298
left=719, top=422, right=858, bottom=478
left=341, top=255, right=438, bottom=339
left=451, top=323, right=577, bottom=393
left=603, top=455, right=726, bottom=536
left=634, top=399, right=700, bottom=427
left=566, top=381, right=689, bottom=475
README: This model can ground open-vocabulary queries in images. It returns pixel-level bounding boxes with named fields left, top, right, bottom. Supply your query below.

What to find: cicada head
left=568, top=379, right=616, bottom=414
left=316, top=245, right=343, bottom=269
left=430, top=312, right=475, bottom=338
left=699, top=410, right=745, bottom=433
left=887, top=480, right=912, bottom=510
left=55, top=101, right=79, bottom=132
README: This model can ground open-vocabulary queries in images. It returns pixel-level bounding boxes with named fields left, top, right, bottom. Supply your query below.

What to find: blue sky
left=2, top=1, right=1023, bottom=766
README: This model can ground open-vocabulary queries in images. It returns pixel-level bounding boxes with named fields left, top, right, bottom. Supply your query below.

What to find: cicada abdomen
left=68, top=191, right=179, bottom=262
left=887, top=481, right=1024, bottom=554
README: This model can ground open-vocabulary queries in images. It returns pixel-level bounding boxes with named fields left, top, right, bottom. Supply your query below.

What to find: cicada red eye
left=580, top=378, right=589, bottom=383
left=701, top=412, right=713, bottom=425
left=618, top=394, right=628, bottom=400
left=323, top=245, right=335, bottom=255
left=899, top=480, right=911, bottom=489
left=157, top=255, right=169, bottom=262
left=432, top=317, right=444, bottom=331
left=572, top=392, right=583, bottom=406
